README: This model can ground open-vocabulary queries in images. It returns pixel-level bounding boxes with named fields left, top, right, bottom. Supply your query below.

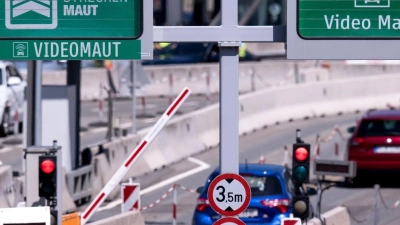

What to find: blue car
left=192, top=164, right=314, bottom=225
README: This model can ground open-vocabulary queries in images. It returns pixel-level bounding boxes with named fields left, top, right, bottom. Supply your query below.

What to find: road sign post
left=208, top=173, right=251, bottom=217
left=287, top=0, right=400, bottom=59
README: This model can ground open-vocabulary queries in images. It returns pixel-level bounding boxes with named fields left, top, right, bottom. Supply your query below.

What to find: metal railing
left=65, top=164, right=93, bottom=206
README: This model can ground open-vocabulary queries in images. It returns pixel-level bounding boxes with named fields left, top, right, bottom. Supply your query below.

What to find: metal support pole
left=67, top=60, right=81, bottom=170
left=219, top=46, right=240, bottom=174
left=219, top=0, right=239, bottom=174
left=106, top=89, right=113, bottom=141
left=374, top=184, right=380, bottom=225
left=316, top=179, right=322, bottom=219
left=131, top=61, right=137, bottom=134
left=26, top=60, right=43, bottom=147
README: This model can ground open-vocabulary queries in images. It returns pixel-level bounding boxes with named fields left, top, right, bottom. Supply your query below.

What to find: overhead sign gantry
left=0, top=0, right=152, bottom=60
left=287, top=0, right=400, bottom=59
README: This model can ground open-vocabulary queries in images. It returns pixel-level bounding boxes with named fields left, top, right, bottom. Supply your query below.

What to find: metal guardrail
left=65, top=164, right=93, bottom=206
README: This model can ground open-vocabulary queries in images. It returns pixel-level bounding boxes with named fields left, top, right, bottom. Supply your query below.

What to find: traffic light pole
left=24, top=141, right=62, bottom=225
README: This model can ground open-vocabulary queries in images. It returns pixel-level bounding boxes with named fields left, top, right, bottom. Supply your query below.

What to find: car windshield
left=242, top=175, right=283, bottom=197
left=356, top=119, right=400, bottom=137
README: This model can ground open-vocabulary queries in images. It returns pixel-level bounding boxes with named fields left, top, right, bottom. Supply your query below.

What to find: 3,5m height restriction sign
left=208, top=173, right=251, bottom=217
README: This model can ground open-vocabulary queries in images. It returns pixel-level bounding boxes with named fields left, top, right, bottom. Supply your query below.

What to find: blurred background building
left=153, top=0, right=286, bottom=26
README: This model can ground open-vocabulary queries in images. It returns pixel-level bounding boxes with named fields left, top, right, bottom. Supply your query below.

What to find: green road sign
left=0, top=40, right=141, bottom=60
left=1, top=0, right=142, bottom=40
left=297, top=0, right=400, bottom=39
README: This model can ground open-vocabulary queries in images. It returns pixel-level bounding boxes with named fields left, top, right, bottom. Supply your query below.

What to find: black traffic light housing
left=38, top=155, right=57, bottom=199
left=292, top=195, right=310, bottom=220
left=292, top=143, right=311, bottom=184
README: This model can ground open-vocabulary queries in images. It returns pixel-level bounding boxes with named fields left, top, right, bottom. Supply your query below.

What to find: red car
left=347, top=109, right=400, bottom=172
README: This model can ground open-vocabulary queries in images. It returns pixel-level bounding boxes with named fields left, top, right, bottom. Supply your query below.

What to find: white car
left=0, top=61, right=26, bottom=137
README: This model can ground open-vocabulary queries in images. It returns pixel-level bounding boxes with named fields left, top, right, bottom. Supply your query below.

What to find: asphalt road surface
left=82, top=112, right=400, bottom=225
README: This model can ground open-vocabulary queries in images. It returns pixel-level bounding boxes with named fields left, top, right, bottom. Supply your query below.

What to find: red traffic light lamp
left=38, top=155, right=57, bottom=199
left=41, top=160, right=55, bottom=174
left=294, top=147, right=308, bottom=162
left=292, top=143, right=310, bottom=184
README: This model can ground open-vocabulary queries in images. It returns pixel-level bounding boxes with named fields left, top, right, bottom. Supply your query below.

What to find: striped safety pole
left=80, top=87, right=192, bottom=225
left=172, top=185, right=177, bottom=225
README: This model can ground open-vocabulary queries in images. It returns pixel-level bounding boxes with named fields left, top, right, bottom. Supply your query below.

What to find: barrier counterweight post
left=80, top=87, right=192, bottom=225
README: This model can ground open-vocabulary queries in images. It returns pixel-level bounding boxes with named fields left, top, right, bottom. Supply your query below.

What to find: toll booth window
left=357, top=119, right=400, bottom=137
left=242, top=175, right=282, bottom=196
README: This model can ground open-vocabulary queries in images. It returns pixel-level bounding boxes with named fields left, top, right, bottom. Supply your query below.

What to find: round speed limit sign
left=207, top=173, right=251, bottom=216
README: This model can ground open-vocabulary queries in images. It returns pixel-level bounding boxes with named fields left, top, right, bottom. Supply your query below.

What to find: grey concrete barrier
left=0, top=165, right=14, bottom=208
left=87, top=73, right=400, bottom=202
left=27, top=59, right=399, bottom=101
left=305, top=206, right=350, bottom=225
left=87, top=210, right=145, bottom=225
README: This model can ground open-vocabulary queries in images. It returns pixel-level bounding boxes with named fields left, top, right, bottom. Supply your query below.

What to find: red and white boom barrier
left=81, top=87, right=192, bottom=225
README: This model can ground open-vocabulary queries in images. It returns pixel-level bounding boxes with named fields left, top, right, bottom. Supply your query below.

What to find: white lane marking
left=97, top=157, right=210, bottom=212
left=90, top=105, right=157, bottom=113
left=0, top=160, right=3, bottom=166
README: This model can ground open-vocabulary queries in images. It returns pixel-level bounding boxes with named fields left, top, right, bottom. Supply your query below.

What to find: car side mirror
left=7, top=76, right=21, bottom=86
left=196, top=186, right=204, bottom=194
left=347, top=126, right=355, bottom=134
left=307, top=187, right=317, bottom=196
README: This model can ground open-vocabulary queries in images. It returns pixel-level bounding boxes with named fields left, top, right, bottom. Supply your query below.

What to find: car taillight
left=261, top=199, right=289, bottom=213
left=350, top=137, right=364, bottom=146
left=196, top=198, right=209, bottom=212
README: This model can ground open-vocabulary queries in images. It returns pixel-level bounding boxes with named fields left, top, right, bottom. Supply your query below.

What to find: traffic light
left=292, top=143, right=310, bottom=184
left=38, top=155, right=57, bottom=199
left=292, top=195, right=309, bottom=219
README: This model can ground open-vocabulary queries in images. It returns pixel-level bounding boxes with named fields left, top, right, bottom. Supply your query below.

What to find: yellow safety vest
left=159, top=43, right=171, bottom=48
left=239, top=43, right=247, bottom=58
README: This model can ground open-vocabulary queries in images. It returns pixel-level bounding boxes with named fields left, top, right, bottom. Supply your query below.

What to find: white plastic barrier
left=305, top=206, right=350, bottom=225
left=87, top=73, right=400, bottom=200
left=0, top=165, right=14, bottom=208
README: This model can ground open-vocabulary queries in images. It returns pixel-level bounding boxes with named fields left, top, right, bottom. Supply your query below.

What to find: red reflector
left=295, top=147, right=308, bottom=161
left=41, top=160, right=55, bottom=174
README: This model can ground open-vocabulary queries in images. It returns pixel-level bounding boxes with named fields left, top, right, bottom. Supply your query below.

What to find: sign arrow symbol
left=225, top=206, right=234, bottom=211
left=225, top=178, right=234, bottom=184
